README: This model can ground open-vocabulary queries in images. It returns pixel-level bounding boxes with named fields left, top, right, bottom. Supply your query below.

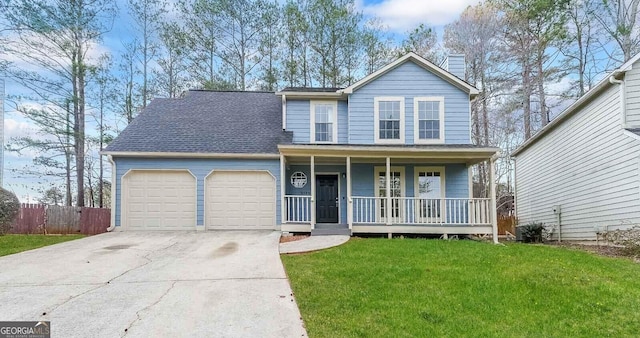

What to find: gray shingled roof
left=290, top=144, right=498, bottom=149
left=627, top=128, right=640, bottom=137
left=105, top=90, right=293, bottom=154
left=280, top=87, right=343, bottom=92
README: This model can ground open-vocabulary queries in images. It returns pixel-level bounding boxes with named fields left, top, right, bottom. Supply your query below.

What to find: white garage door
left=123, top=170, right=196, bottom=230
left=206, top=171, right=276, bottom=229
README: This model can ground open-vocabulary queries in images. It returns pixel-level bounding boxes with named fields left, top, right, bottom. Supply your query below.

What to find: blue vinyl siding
left=443, top=55, right=465, bottom=80
left=338, top=101, right=348, bottom=143
left=349, top=61, right=470, bottom=145
left=114, top=157, right=281, bottom=227
left=286, top=99, right=348, bottom=144
left=286, top=100, right=310, bottom=143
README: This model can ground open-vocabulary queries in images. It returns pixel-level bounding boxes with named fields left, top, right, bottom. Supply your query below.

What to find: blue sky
left=2, top=0, right=482, bottom=202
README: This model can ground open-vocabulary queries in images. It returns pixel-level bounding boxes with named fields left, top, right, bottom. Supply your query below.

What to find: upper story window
left=414, top=97, right=445, bottom=144
left=374, top=97, right=405, bottom=144
left=310, top=101, right=338, bottom=143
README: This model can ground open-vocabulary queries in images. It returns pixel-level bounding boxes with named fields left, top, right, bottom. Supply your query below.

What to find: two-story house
left=104, top=53, right=500, bottom=240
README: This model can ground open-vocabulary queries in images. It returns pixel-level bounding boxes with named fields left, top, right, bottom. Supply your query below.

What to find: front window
left=311, top=101, right=337, bottom=143
left=414, top=97, right=444, bottom=143
left=375, top=97, right=404, bottom=143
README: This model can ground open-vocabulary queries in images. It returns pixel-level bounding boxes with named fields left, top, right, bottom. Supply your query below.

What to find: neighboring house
left=103, top=53, right=500, bottom=239
left=512, top=52, right=640, bottom=241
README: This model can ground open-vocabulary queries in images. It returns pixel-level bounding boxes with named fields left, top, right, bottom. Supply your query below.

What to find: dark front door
left=316, top=175, right=339, bottom=223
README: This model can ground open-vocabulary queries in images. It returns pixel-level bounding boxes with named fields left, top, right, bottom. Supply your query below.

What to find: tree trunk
left=523, top=59, right=532, bottom=140
left=99, top=95, right=104, bottom=209
left=537, top=47, right=548, bottom=127
left=75, top=32, right=86, bottom=207
left=65, top=103, right=72, bottom=207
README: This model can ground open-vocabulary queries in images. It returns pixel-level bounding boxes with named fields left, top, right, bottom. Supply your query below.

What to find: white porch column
left=280, top=154, right=286, bottom=225
left=347, top=156, right=352, bottom=229
left=490, top=156, right=498, bottom=244
left=386, top=157, right=392, bottom=226
left=311, top=155, right=316, bottom=230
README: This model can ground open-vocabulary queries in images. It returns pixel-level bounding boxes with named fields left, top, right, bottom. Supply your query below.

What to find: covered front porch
left=278, top=144, right=500, bottom=242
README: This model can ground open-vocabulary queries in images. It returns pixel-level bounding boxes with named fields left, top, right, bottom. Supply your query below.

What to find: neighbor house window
left=415, top=167, right=445, bottom=220
left=375, top=166, right=405, bottom=221
left=310, top=101, right=338, bottom=143
left=414, top=97, right=445, bottom=144
left=375, top=97, right=405, bottom=143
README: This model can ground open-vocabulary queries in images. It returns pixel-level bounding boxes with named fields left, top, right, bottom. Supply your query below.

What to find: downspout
left=106, top=155, right=116, bottom=232
left=609, top=71, right=625, bottom=127
left=512, top=157, right=517, bottom=219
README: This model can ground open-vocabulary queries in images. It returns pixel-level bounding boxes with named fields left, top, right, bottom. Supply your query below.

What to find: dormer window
left=374, top=97, right=405, bottom=144
left=310, top=101, right=338, bottom=143
left=414, top=97, right=445, bottom=144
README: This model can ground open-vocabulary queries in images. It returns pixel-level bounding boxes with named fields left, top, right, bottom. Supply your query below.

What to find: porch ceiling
left=279, top=144, right=500, bottom=165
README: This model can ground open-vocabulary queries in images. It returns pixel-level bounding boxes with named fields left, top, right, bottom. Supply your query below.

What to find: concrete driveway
left=0, top=231, right=307, bottom=337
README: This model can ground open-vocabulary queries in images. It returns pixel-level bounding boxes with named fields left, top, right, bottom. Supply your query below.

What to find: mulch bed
left=549, top=242, right=640, bottom=263
left=279, top=235, right=310, bottom=244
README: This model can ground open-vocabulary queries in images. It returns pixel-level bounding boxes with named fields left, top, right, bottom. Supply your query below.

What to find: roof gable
left=512, top=51, right=640, bottom=157
left=340, top=52, right=479, bottom=96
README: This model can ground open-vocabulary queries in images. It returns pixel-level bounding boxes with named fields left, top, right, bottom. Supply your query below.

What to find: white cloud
left=4, top=118, right=36, bottom=140
left=358, top=0, right=482, bottom=32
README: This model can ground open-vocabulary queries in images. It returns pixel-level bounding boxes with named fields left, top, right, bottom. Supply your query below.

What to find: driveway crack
left=107, top=241, right=179, bottom=284
left=40, top=240, right=180, bottom=318
left=121, top=281, right=177, bottom=337
left=41, top=283, right=105, bottom=318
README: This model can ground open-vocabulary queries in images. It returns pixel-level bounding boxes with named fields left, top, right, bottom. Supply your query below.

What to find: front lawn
left=281, top=239, right=640, bottom=337
left=0, top=234, right=84, bottom=257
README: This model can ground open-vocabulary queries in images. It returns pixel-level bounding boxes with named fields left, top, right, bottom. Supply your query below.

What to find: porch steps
left=311, top=224, right=351, bottom=236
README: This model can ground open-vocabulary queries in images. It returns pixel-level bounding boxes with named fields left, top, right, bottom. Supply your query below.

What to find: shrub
left=518, top=222, right=545, bottom=243
left=0, top=189, right=20, bottom=235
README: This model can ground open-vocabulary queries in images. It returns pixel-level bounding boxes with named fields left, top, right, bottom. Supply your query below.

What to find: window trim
left=414, top=166, right=446, bottom=200
left=374, top=96, right=405, bottom=144
left=413, top=97, right=445, bottom=144
left=310, top=100, right=338, bottom=144
left=374, top=166, right=406, bottom=198
left=374, top=166, right=406, bottom=222
left=414, top=166, right=446, bottom=222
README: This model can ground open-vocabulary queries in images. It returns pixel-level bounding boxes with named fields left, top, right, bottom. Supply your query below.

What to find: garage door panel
left=123, top=171, right=196, bottom=230
left=206, top=171, right=275, bottom=229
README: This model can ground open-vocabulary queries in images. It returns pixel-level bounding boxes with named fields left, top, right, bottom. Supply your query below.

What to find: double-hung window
left=414, top=97, right=444, bottom=144
left=311, top=101, right=338, bottom=143
left=375, top=97, right=405, bottom=143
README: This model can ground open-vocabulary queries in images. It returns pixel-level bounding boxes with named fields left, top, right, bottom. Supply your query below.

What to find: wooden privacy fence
left=11, top=203, right=111, bottom=235
left=497, top=215, right=517, bottom=235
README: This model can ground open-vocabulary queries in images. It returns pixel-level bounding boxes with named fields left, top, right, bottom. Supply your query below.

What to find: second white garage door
left=206, top=171, right=276, bottom=229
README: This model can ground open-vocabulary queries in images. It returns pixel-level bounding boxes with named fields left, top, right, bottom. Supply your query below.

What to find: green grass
left=0, top=234, right=84, bottom=257
left=281, top=239, right=640, bottom=337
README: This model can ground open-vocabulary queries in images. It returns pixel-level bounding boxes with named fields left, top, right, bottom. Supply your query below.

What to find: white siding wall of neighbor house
left=626, top=60, right=640, bottom=126
left=516, top=83, right=640, bottom=240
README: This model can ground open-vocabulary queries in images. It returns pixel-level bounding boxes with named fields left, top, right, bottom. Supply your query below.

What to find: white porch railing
left=352, top=197, right=385, bottom=223
left=351, top=197, right=491, bottom=225
left=284, top=195, right=312, bottom=223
